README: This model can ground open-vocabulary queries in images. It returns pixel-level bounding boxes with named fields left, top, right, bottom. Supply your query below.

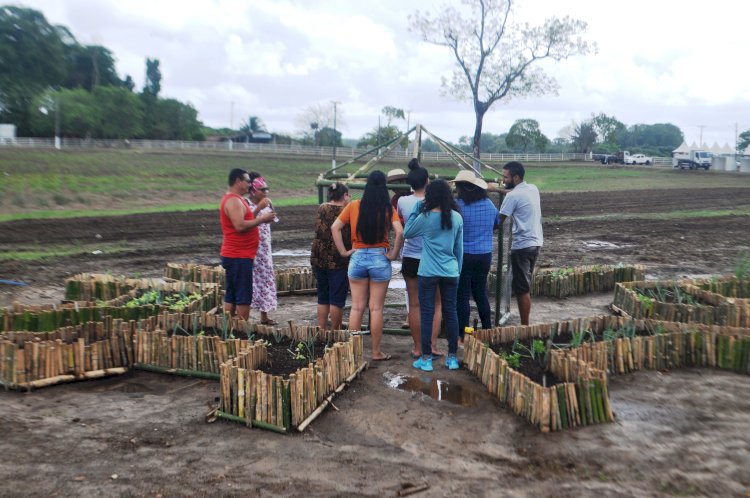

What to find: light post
left=54, top=95, right=61, bottom=150
left=331, top=100, right=340, bottom=169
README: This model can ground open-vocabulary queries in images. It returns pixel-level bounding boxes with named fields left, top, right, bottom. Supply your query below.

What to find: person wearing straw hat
left=453, top=169, right=499, bottom=340
left=499, top=161, right=543, bottom=325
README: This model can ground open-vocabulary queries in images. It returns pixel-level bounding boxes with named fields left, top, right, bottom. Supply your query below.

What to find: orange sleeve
left=337, top=201, right=355, bottom=225
left=390, top=206, right=400, bottom=224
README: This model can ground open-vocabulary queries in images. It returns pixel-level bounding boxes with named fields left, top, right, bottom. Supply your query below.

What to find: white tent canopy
left=672, top=141, right=690, bottom=153
left=720, top=143, right=735, bottom=154
left=710, top=142, right=722, bottom=154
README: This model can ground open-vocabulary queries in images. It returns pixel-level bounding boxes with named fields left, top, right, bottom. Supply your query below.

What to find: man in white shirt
left=499, top=161, right=543, bottom=325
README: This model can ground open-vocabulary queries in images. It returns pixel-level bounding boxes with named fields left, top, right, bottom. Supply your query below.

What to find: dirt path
left=1, top=187, right=749, bottom=496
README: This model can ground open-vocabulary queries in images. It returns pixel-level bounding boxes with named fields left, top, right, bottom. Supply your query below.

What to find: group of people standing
left=219, top=161, right=543, bottom=372
left=307, top=160, right=543, bottom=372
left=219, top=168, right=279, bottom=325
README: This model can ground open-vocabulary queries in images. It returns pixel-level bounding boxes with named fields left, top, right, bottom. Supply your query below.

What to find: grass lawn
left=2, top=149, right=749, bottom=221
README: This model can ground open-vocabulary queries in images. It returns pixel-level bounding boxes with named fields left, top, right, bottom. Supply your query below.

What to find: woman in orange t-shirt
left=332, top=170, right=403, bottom=361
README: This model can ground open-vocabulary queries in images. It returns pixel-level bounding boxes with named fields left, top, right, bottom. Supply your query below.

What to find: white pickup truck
left=625, top=153, right=653, bottom=165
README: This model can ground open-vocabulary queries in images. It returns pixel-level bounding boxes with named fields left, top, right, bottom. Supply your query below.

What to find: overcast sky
left=15, top=0, right=749, bottom=147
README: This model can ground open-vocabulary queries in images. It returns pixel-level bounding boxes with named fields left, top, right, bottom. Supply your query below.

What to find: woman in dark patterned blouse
left=310, top=182, right=351, bottom=330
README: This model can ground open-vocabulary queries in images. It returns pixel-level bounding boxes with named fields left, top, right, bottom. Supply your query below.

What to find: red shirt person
left=220, top=168, right=276, bottom=320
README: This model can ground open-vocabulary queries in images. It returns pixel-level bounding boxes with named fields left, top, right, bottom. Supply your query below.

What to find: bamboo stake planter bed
left=0, top=319, right=135, bottom=390
left=549, top=319, right=750, bottom=377
left=64, top=273, right=140, bottom=301
left=465, top=315, right=750, bottom=432
left=464, top=326, right=614, bottom=432
left=612, top=281, right=750, bottom=327
left=163, top=263, right=318, bottom=295
left=488, top=264, right=645, bottom=299
left=691, top=276, right=750, bottom=299
left=218, top=327, right=366, bottom=432
left=0, top=281, right=220, bottom=333
left=134, top=330, right=250, bottom=377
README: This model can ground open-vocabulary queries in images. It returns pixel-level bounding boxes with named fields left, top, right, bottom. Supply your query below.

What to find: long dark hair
left=357, top=170, right=392, bottom=244
left=406, top=158, right=429, bottom=191
left=421, top=179, right=459, bottom=230
left=455, top=182, right=488, bottom=204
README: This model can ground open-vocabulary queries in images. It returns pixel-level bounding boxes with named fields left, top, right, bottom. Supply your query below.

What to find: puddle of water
left=384, top=372, right=489, bottom=407
left=272, top=249, right=311, bottom=257
left=113, top=382, right=154, bottom=394
left=583, top=240, right=631, bottom=249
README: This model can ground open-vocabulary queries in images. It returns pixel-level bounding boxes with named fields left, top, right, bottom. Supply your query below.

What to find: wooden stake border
left=217, top=323, right=366, bottom=433
left=612, top=280, right=750, bottom=327
left=488, top=263, right=645, bottom=299
left=164, top=263, right=318, bottom=295
left=465, top=314, right=750, bottom=432
left=1, top=279, right=220, bottom=333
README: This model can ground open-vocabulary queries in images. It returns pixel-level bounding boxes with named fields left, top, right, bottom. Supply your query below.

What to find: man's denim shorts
left=347, top=247, right=392, bottom=282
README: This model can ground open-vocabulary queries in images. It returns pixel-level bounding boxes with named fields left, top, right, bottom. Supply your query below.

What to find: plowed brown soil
left=1, top=187, right=749, bottom=497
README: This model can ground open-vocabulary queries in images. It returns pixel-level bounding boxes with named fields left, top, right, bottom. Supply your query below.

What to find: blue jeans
left=418, top=276, right=459, bottom=356
left=347, top=248, right=392, bottom=282
left=458, top=252, right=492, bottom=336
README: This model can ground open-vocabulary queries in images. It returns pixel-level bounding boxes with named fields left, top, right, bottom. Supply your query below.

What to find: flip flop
left=371, top=353, right=392, bottom=362
left=260, top=319, right=278, bottom=326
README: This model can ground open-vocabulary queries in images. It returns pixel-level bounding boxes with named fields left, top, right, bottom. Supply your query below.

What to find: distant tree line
left=0, top=6, right=204, bottom=140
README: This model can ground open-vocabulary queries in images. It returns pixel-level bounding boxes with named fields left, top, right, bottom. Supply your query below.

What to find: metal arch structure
left=314, top=124, right=513, bottom=328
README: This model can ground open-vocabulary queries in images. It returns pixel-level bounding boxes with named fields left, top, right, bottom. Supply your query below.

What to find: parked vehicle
left=673, top=150, right=712, bottom=170
left=598, top=151, right=631, bottom=165
left=625, top=153, right=652, bottom=165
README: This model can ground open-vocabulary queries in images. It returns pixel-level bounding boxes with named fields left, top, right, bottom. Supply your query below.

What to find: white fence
left=0, top=136, right=682, bottom=165
left=0, top=137, right=592, bottom=163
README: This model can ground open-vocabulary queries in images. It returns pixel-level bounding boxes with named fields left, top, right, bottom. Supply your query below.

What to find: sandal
left=371, top=353, right=393, bottom=362
left=260, top=318, right=278, bottom=326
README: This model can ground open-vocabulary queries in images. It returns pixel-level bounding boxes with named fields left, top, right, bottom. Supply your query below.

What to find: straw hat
left=452, top=170, right=488, bottom=189
left=386, top=168, right=407, bottom=182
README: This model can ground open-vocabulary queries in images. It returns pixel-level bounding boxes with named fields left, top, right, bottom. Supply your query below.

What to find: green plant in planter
left=499, top=351, right=521, bottom=369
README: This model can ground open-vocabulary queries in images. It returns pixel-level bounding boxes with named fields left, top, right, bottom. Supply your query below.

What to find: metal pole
left=331, top=100, right=340, bottom=169
left=494, top=193, right=503, bottom=326
left=54, top=96, right=61, bottom=150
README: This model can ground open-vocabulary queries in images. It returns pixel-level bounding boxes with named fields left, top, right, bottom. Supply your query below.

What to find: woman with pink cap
left=247, top=171, right=279, bottom=325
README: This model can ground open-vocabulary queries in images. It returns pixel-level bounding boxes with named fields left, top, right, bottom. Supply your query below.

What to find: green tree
left=357, top=125, right=401, bottom=148
left=316, top=126, right=342, bottom=147
left=0, top=6, right=69, bottom=134
left=738, top=129, right=750, bottom=152
left=143, top=58, right=161, bottom=97
left=410, top=0, right=593, bottom=163
left=590, top=113, right=625, bottom=145
left=505, top=119, right=549, bottom=152
left=240, top=116, right=267, bottom=133
left=571, top=121, right=597, bottom=153
left=66, top=44, right=122, bottom=90
left=149, top=99, right=204, bottom=140
left=381, top=106, right=405, bottom=128
left=617, top=123, right=683, bottom=156
left=93, top=86, right=144, bottom=138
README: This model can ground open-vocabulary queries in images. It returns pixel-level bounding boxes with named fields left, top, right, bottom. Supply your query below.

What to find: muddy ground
left=1, top=187, right=749, bottom=497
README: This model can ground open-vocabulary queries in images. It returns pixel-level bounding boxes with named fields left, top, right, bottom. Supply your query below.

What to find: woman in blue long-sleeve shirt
left=403, top=179, right=463, bottom=372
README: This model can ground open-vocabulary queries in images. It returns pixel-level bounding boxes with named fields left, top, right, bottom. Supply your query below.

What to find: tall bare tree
left=410, top=0, right=594, bottom=165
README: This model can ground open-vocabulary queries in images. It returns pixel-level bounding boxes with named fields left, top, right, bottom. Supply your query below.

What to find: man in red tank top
left=220, top=168, right=276, bottom=320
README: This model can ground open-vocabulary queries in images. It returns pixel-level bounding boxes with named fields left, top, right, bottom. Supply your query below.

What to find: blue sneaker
left=445, top=354, right=460, bottom=370
left=412, top=356, right=433, bottom=372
